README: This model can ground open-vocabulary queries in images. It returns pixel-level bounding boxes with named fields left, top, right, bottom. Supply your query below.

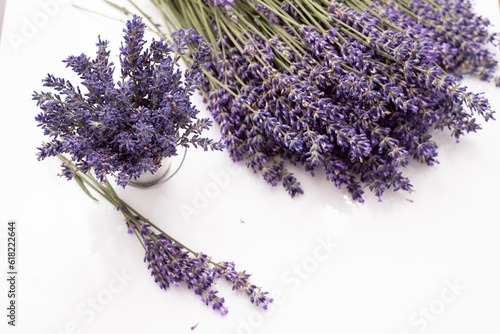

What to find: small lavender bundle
left=57, top=155, right=273, bottom=315
left=33, top=16, right=222, bottom=187
left=150, top=0, right=497, bottom=201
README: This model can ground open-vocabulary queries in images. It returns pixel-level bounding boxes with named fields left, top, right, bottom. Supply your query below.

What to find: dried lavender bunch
left=33, top=16, right=222, bottom=187
left=57, top=154, right=273, bottom=315
left=147, top=0, right=496, bottom=202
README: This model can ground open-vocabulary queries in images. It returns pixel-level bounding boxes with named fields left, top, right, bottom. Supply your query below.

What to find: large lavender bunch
left=149, top=0, right=496, bottom=202
left=34, top=16, right=222, bottom=187
left=57, top=154, right=273, bottom=314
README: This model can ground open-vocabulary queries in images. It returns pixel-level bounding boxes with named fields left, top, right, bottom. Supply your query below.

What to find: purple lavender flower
left=209, top=0, right=235, bottom=11
left=134, top=220, right=272, bottom=314
left=214, top=262, right=274, bottom=309
left=34, top=15, right=222, bottom=187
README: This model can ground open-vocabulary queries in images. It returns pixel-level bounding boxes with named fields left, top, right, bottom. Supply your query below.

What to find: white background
left=1, top=1, right=500, bottom=333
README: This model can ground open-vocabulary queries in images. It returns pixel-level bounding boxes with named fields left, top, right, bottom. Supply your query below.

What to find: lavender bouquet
left=34, top=15, right=222, bottom=187
left=35, top=17, right=272, bottom=315
left=144, top=0, right=498, bottom=202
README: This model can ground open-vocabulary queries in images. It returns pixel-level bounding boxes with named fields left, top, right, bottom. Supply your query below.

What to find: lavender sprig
left=33, top=16, right=223, bottom=188
left=57, top=154, right=273, bottom=315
